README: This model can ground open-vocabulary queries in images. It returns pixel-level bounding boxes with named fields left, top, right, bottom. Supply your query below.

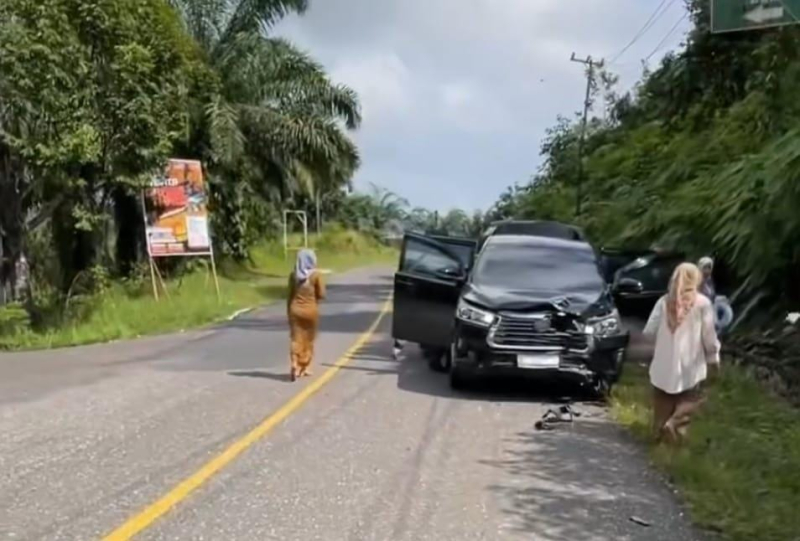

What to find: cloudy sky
left=274, top=0, right=692, bottom=212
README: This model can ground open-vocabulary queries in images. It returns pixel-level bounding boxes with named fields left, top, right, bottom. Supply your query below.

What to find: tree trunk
left=0, top=142, right=24, bottom=303
left=0, top=231, right=6, bottom=305
left=52, top=201, right=97, bottom=291
left=113, top=188, right=144, bottom=277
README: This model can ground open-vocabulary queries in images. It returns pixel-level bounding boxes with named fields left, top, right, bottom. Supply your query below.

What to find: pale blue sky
left=274, top=0, right=692, bottom=212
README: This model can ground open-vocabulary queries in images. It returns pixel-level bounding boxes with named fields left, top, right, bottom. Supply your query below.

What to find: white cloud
left=331, top=52, right=413, bottom=125
left=274, top=0, right=692, bottom=210
left=440, top=82, right=473, bottom=111
left=437, top=82, right=518, bottom=134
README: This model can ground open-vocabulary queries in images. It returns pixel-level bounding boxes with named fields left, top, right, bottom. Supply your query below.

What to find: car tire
left=426, top=348, right=451, bottom=373
left=609, top=349, right=626, bottom=384
left=613, top=296, right=628, bottom=316
left=591, top=376, right=613, bottom=401
left=449, top=366, right=469, bottom=390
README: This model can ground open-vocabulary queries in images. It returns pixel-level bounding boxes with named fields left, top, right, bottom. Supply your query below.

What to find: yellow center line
left=103, top=297, right=393, bottom=540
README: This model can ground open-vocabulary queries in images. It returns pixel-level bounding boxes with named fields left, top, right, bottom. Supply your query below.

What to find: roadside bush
left=0, top=303, right=30, bottom=336
left=121, top=262, right=153, bottom=298
left=314, top=223, right=385, bottom=254
left=612, top=364, right=800, bottom=541
left=0, top=227, right=392, bottom=350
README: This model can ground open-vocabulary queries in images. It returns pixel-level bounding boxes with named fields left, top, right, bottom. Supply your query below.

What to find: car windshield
left=472, top=241, right=605, bottom=292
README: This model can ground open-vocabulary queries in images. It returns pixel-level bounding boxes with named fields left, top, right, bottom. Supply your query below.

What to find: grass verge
left=611, top=363, right=800, bottom=541
left=0, top=230, right=396, bottom=351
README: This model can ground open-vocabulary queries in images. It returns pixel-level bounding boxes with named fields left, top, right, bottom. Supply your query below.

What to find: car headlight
left=585, top=309, right=622, bottom=337
left=456, top=300, right=496, bottom=327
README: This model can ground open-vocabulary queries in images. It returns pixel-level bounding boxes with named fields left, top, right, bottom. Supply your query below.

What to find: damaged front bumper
left=451, top=320, right=629, bottom=383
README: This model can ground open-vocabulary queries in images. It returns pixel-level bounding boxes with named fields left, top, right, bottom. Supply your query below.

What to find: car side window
left=655, top=257, right=682, bottom=287
left=401, top=238, right=460, bottom=277
left=625, top=256, right=680, bottom=289
left=444, top=244, right=474, bottom=270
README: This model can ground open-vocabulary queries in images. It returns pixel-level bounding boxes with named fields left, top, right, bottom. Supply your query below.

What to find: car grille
left=489, top=315, right=588, bottom=351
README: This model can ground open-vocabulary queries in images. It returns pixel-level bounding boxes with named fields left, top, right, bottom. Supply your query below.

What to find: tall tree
left=491, top=0, right=800, bottom=306
left=168, top=0, right=362, bottom=258
left=1, top=0, right=191, bottom=287
left=439, top=209, right=469, bottom=237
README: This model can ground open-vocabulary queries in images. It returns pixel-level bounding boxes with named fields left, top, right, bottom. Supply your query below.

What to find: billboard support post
left=151, top=258, right=170, bottom=300
left=148, top=257, right=159, bottom=301
left=141, top=191, right=161, bottom=301
left=282, top=210, right=308, bottom=258
left=209, top=245, right=221, bottom=301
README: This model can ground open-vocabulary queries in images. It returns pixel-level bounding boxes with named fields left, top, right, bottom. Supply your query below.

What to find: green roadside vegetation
left=611, top=364, right=800, bottom=541
left=2, top=1, right=463, bottom=353
left=0, top=230, right=395, bottom=351
left=484, top=3, right=800, bottom=539
left=487, top=1, right=800, bottom=315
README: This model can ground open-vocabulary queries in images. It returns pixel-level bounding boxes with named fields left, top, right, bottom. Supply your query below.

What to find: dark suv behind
left=392, top=231, right=629, bottom=394
left=479, top=220, right=585, bottom=249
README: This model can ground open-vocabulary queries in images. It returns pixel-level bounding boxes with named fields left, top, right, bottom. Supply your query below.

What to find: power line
left=612, top=0, right=677, bottom=63
left=609, top=0, right=677, bottom=64
left=644, top=12, right=688, bottom=63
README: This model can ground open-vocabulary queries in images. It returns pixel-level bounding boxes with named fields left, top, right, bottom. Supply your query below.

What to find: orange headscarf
left=665, top=263, right=702, bottom=333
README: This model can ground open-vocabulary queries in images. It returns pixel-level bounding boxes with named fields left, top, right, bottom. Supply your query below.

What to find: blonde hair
left=666, top=263, right=702, bottom=332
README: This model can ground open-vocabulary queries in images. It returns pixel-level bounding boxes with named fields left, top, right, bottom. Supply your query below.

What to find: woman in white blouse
left=643, top=262, right=720, bottom=444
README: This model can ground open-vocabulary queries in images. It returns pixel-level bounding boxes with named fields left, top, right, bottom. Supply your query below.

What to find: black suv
left=609, top=250, right=684, bottom=313
left=393, top=232, right=629, bottom=394
left=479, top=220, right=585, bottom=250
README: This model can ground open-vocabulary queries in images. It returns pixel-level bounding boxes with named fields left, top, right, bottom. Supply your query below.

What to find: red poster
left=144, top=159, right=211, bottom=257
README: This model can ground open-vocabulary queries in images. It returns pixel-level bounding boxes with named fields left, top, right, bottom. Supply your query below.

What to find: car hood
left=462, top=282, right=610, bottom=316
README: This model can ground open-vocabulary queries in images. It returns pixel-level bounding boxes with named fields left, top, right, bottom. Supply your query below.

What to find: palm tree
left=367, top=184, right=408, bottom=230
left=467, top=210, right=487, bottom=237
left=404, top=207, right=435, bottom=233
left=169, top=0, right=361, bottom=199
left=440, top=209, right=469, bottom=237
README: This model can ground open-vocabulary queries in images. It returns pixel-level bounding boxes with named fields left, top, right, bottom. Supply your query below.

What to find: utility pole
left=570, top=53, right=603, bottom=217
left=315, top=188, right=322, bottom=236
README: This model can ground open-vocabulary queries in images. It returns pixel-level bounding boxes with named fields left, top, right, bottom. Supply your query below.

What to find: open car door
left=392, top=234, right=475, bottom=349
left=428, top=235, right=478, bottom=270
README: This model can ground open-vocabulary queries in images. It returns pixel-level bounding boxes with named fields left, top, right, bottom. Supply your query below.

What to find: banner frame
left=283, top=210, right=309, bottom=258
left=141, top=160, right=220, bottom=302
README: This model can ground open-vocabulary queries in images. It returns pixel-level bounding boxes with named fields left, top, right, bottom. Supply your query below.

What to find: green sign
left=712, top=0, right=800, bottom=33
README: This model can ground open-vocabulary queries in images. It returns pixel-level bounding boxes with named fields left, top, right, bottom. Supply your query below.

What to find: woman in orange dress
left=287, top=249, right=326, bottom=381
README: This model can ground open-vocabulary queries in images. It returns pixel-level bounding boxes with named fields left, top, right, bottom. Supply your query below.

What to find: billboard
left=144, top=159, right=211, bottom=257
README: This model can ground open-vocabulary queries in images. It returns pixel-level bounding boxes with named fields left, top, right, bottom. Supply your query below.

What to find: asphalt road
left=0, top=268, right=702, bottom=541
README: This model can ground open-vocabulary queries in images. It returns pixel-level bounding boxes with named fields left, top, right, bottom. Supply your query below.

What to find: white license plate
left=517, top=354, right=560, bottom=369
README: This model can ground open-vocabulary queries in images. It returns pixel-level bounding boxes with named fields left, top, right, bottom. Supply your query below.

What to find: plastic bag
left=715, top=296, right=734, bottom=332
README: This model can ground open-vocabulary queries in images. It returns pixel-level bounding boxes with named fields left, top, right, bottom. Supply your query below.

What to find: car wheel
left=426, top=348, right=451, bottom=373
left=609, top=349, right=626, bottom=384
left=613, top=296, right=628, bottom=316
left=449, top=366, right=468, bottom=390
left=591, top=376, right=613, bottom=401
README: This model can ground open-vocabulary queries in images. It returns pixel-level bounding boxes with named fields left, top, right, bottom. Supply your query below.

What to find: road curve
left=0, top=267, right=702, bottom=540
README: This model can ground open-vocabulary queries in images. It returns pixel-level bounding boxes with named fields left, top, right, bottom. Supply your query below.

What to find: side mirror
left=616, top=277, right=643, bottom=294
